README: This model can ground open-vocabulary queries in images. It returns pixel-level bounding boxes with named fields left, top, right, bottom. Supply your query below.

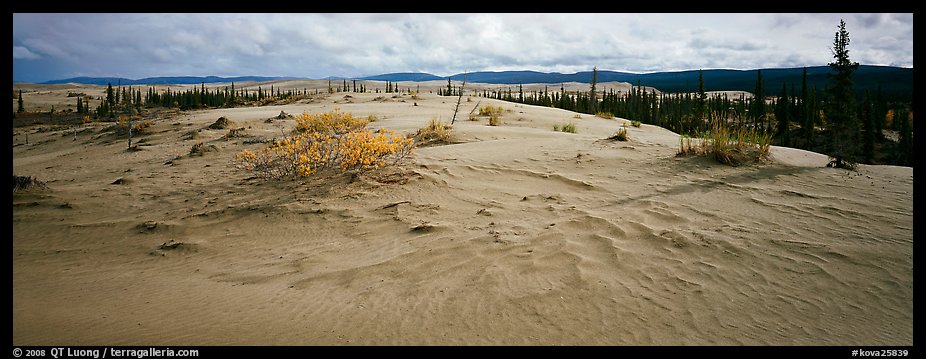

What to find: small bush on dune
left=415, top=118, right=453, bottom=144
left=294, top=108, right=368, bottom=135
left=631, top=120, right=642, bottom=128
left=488, top=113, right=501, bottom=126
left=478, top=105, right=504, bottom=117
left=596, top=111, right=614, bottom=119
left=110, top=116, right=152, bottom=135
left=236, top=109, right=414, bottom=179
left=573, top=114, right=582, bottom=119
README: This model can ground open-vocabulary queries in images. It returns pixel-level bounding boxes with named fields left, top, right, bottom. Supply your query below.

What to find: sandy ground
left=12, top=83, right=913, bottom=345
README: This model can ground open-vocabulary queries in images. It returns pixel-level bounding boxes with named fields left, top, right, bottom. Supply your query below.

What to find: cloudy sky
left=12, top=13, right=913, bottom=83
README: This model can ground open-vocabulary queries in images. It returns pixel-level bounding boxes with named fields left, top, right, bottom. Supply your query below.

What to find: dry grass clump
left=608, top=126, right=628, bottom=141
left=476, top=105, right=505, bottom=126
left=236, top=109, right=414, bottom=179
left=573, top=114, right=582, bottom=119
left=13, top=175, right=47, bottom=192
left=108, top=116, right=152, bottom=136
left=677, top=121, right=771, bottom=166
left=596, top=111, right=614, bottom=119
left=415, top=118, right=454, bottom=145
left=478, top=105, right=504, bottom=117
left=554, top=122, right=577, bottom=133
left=488, top=113, right=501, bottom=126
left=631, top=120, right=642, bottom=127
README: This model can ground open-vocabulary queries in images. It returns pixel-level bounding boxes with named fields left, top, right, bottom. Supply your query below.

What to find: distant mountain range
left=42, top=75, right=305, bottom=85
left=42, top=65, right=912, bottom=97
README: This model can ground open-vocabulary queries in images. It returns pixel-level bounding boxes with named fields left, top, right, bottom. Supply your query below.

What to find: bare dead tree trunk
left=451, top=71, right=467, bottom=125
left=469, top=100, right=482, bottom=115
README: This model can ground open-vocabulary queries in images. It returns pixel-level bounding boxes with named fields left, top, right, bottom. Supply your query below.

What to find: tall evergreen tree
left=775, top=83, right=791, bottom=147
left=694, top=69, right=707, bottom=131
left=589, top=66, right=598, bottom=114
left=800, top=67, right=813, bottom=146
left=825, top=19, right=861, bottom=169
left=17, top=90, right=24, bottom=113
left=860, top=90, right=876, bottom=163
left=106, top=83, right=116, bottom=118
left=753, top=70, right=766, bottom=132
left=895, top=108, right=912, bottom=165
left=874, top=84, right=886, bottom=140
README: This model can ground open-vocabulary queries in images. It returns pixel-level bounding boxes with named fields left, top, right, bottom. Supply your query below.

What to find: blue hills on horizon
left=38, top=65, right=912, bottom=97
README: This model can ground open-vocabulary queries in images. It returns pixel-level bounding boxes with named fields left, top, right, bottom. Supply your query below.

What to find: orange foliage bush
left=237, top=110, right=414, bottom=179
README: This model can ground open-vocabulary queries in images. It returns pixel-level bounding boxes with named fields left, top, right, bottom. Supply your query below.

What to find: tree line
left=461, top=20, right=912, bottom=167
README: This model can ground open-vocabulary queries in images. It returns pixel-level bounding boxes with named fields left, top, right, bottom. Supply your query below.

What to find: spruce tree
left=896, top=108, right=912, bottom=165
left=825, top=19, right=861, bottom=169
left=801, top=67, right=813, bottom=146
left=106, top=83, right=116, bottom=118
left=753, top=70, right=765, bottom=132
left=17, top=90, right=24, bottom=113
left=775, top=83, right=790, bottom=147
left=694, top=69, right=707, bottom=130
left=589, top=67, right=598, bottom=114
left=874, top=84, right=886, bottom=140
left=860, top=90, right=876, bottom=163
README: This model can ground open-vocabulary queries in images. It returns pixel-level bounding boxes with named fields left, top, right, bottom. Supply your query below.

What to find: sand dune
left=13, top=88, right=912, bottom=345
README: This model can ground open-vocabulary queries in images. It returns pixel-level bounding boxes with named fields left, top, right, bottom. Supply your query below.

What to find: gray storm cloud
left=12, top=13, right=914, bottom=83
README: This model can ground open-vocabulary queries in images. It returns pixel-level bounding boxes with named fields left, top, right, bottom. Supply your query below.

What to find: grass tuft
left=677, top=121, right=771, bottom=166
left=415, top=118, right=454, bottom=144
left=608, top=127, right=628, bottom=141
left=554, top=122, right=577, bottom=133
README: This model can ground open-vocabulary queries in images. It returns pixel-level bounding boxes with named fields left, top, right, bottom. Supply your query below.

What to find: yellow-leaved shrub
left=237, top=110, right=414, bottom=179
left=294, top=108, right=368, bottom=134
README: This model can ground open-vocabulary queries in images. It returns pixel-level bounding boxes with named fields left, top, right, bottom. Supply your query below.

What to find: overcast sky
left=12, top=13, right=914, bottom=83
